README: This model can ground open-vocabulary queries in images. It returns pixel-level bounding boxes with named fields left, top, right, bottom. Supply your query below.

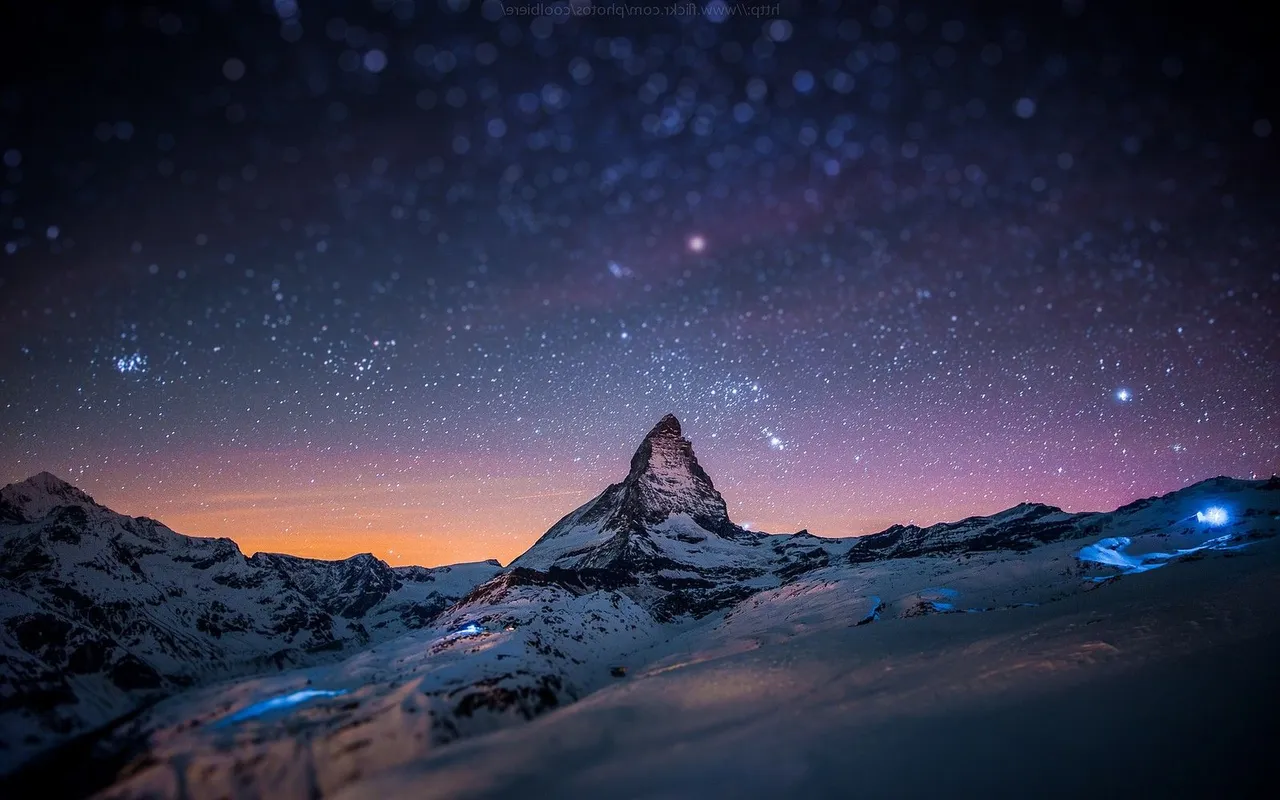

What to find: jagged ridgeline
left=0, top=473, right=500, bottom=773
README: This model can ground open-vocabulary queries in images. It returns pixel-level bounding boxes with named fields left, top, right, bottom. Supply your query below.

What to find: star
left=687, top=235, right=706, bottom=253
left=1115, top=389, right=1132, bottom=402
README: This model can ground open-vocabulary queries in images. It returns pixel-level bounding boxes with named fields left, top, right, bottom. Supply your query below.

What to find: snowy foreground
left=348, top=538, right=1280, bottom=799
left=2, top=416, right=1277, bottom=798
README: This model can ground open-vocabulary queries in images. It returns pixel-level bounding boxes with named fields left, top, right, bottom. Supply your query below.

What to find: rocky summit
left=512, top=414, right=757, bottom=574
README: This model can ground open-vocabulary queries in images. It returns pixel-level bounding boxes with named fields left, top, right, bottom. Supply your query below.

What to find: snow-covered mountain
left=0, top=474, right=500, bottom=772
left=2, top=417, right=1277, bottom=798
left=510, top=413, right=809, bottom=619
left=513, top=414, right=756, bottom=568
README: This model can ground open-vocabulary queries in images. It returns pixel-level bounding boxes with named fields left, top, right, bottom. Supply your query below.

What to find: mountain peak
left=646, top=413, right=683, bottom=439
left=622, top=415, right=721, bottom=510
left=626, top=414, right=697, bottom=481
left=512, top=415, right=747, bottom=570
left=1, top=472, right=101, bottom=521
left=26, top=471, right=76, bottom=493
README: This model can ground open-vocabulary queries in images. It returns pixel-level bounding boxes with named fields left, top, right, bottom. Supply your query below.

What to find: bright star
left=687, top=234, right=706, bottom=253
left=1115, top=388, right=1131, bottom=402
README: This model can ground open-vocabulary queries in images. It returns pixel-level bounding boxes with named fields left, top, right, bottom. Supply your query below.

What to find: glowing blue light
left=438, top=622, right=485, bottom=643
left=919, top=587, right=959, bottom=613
left=216, top=688, right=348, bottom=726
left=855, top=596, right=882, bottom=625
left=1078, top=537, right=1159, bottom=574
left=1196, top=507, right=1228, bottom=526
left=921, top=587, right=959, bottom=598
left=1115, top=388, right=1131, bottom=402
left=1077, top=532, right=1247, bottom=581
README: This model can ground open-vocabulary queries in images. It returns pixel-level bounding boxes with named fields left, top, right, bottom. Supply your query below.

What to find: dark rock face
left=450, top=673, right=567, bottom=723
left=612, top=414, right=741, bottom=538
left=650, top=584, right=758, bottom=622
left=251, top=552, right=403, bottom=619
left=459, top=567, right=638, bottom=608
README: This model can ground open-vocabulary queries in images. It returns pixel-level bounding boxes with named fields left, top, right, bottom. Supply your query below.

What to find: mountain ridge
left=2, top=416, right=1277, bottom=782
left=0, top=483, right=502, bottom=771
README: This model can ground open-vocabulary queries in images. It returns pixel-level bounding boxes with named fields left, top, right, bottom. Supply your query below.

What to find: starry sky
left=1, top=0, right=1276, bottom=567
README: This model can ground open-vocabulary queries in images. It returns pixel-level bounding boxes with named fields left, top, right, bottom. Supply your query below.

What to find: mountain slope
left=0, top=474, right=499, bottom=772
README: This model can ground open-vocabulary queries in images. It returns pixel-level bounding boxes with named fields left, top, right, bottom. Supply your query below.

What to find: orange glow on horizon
left=78, top=474, right=969, bottom=569
left=104, top=477, right=599, bottom=568
left=8, top=437, right=1168, bottom=570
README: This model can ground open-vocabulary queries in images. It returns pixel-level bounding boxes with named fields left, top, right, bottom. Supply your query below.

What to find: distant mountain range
left=0, top=472, right=499, bottom=771
left=1, top=415, right=1276, bottom=794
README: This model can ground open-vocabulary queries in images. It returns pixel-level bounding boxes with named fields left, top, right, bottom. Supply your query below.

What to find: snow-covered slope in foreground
left=345, top=531, right=1280, bottom=800
left=0, top=474, right=500, bottom=772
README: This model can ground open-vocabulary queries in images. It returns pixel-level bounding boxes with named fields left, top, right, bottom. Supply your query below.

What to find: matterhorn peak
left=624, top=413, right=703, bottom=485
left=647, top=413, right=683, bottom=438
left=513, top=415, right=747, bottom=570
left=622, top=414, right=721, bottom=496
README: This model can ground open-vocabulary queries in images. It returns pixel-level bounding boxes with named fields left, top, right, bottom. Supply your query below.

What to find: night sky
left=0, top=0, right=1276, bottom=567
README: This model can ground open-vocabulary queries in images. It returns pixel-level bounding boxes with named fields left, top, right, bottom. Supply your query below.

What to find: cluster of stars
left=113, top=353, right=148, bottom=375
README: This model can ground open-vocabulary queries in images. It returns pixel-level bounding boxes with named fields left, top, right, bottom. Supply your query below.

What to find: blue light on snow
left=856, top=595, right=882, bottom=625
left=919, top=587, right=959, bottom=613
left=1077, top=533, right=1246, bottom=582
left=437, top=621, right=486, bottom=644
left=1196, top=506, right=1229, bottom=526
left=216, top=688, right=348, bottom=727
